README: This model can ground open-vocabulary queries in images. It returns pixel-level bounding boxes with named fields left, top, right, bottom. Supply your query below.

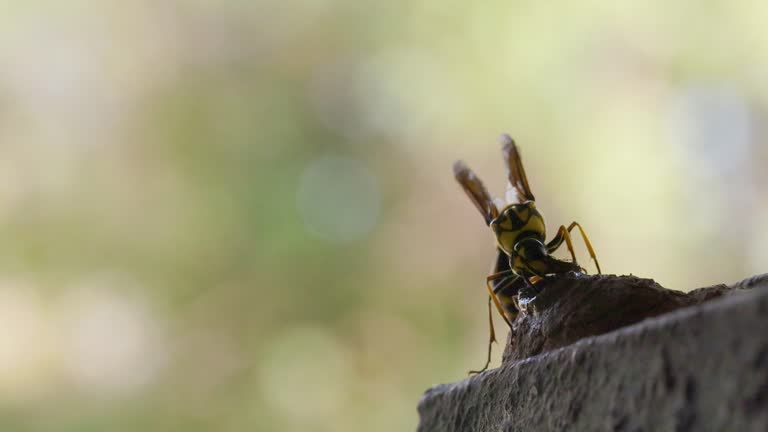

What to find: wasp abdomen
left=495, top=280, right=523, bottom=322
left=491, top=202, right=546, bottom=255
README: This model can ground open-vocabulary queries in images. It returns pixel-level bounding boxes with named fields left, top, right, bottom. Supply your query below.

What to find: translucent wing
left=500, top=134, right=535, bottom=202
left=453, top=160, right=499, bottom=225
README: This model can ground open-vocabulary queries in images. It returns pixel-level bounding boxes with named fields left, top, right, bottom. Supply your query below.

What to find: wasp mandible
left=453, top=134, right=602, bottom=374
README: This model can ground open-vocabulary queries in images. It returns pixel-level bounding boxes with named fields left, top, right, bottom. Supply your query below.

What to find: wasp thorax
left=490, top=201, right=546, bottom=255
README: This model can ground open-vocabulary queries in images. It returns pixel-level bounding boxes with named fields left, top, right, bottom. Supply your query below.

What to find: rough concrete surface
left=417, top=274, right=768, bottom=432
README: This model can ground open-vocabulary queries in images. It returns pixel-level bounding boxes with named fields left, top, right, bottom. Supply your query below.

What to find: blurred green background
left=0, top=1, right=767, bottom=431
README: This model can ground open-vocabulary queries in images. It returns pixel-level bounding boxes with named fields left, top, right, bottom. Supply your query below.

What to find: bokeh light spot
left=0, top=281, right=51, bottom=399
left=258, top=326, right=351, bottom=426
left=60, top=283, right=166, bottom=397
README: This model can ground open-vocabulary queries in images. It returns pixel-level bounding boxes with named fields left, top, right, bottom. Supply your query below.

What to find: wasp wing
left=500, top=134, right=535, bottom=202
left=453, top=160, right=499, bottom=225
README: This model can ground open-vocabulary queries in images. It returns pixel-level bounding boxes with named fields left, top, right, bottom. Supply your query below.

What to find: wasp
left=453, top=134, right=601, bottom=374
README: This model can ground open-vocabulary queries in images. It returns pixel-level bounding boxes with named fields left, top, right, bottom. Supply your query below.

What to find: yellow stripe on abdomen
left=496, top=213, right=546, bottom=254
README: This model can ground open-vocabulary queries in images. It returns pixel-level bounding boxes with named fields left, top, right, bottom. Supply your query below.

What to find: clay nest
left=501, top=273, right=765, bottom=363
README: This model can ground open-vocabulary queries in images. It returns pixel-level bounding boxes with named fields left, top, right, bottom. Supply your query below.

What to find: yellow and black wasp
left=453, top=134, right=601, bottom=374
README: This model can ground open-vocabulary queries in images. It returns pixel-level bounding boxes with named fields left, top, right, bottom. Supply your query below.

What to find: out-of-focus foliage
left=0, top=1, right=766, bottom=430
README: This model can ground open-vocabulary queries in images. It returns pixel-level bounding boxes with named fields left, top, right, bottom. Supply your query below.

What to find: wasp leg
left=468, top=296, right=496, bottom=375
left=470, top=274, right=520, bottom=375
left=566, top=222, right=601, bottom=274
left=546, top=225, right=579, bottom=266
left=486, top=270, right=515, bottom=329
left=547, top=222, right=601, bottom=274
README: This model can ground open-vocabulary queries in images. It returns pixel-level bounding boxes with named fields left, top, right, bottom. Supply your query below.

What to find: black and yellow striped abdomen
left=496, top=284, right=521, bottom=323
left=490, top=201, right=546, bottom=256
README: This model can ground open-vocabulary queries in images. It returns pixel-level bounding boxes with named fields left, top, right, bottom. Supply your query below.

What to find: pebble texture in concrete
left=417, top=274, right=768, bottom=432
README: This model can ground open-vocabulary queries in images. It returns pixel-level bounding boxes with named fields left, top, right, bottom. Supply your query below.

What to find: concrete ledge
left=417, top=276, right=768, bottom=432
